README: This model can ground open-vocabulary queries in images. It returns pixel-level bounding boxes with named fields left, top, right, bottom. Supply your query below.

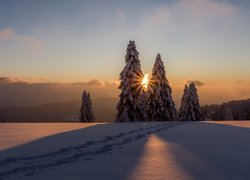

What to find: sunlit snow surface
left=0, top=121, right=250, bottom=180
left=0, top=123, right=101, bottom=151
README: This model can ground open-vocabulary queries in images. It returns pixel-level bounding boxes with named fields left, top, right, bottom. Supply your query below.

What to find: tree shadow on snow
left=0, top=123, right=149, bottom=180
left=2, top=122, right=249, bottom=180
left=155, top=122, right=250, bottom=180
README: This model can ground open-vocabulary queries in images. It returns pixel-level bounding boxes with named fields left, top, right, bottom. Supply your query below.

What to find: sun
left=141, top=73, right=150, bottom=91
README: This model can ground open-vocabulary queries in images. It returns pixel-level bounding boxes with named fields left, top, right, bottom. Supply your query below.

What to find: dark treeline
left=202, top=98, right=250, bottom=120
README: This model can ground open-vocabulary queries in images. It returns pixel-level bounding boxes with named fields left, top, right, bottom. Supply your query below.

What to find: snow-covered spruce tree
left=139, top=90, right=149, bottom=121
left=87, top=92, right=95, bottom=121
left=80, top=90, right=95, bottom=122
left=147, top=53, right=177, bottom=121
left=179, top=82, right=203, bottom=121
left=115, top=41, right=145, bottom=122
left=179, top=84, right=189, bottom=121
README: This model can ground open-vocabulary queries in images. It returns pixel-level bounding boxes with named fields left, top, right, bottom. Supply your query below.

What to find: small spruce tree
left=179, top=82, right=203, bottom=121
left=115, top=41, right=145, bottom=122
left=87, top=92, right=95, bottom=121
left=147, top=53, right=177, bottom=121
left=80, top=90, right=95, bottom=122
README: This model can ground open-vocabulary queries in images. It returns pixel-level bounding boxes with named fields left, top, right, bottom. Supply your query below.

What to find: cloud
left=0, top=28, right=15, bottom=41
left=145, top=0, right=237, bottom=25
left=0, top=77, right=12, bottom=83
left=138, top=0, right=239, bottom=40
left=0, top=77, right=119, bottom=107
left=185, top=79, right=205, bottom=86
left=104, top=80, right=119, bottom=87
left=86, top=79, right=102, bottom=86
left=0, top=77, right=24, bottom=84
left=0, top=28, right=44, bottom=52
left=0, top=76, right=52, bottom=84
left=72, top=79, right=103, bottom=86
left=0, top=76, right=119, bottom=87
left=72, top=79, right=119, bottom=87
left=0, top=76, right=249, bottom=108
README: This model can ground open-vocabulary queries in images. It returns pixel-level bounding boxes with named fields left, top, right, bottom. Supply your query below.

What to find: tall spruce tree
left=115, top=41, right=145, bottom=122
left=147, top=53, right=177, bottom=121
left=179, top=82, right=203, bottom=121
left=139, top=91, right=148, bottom=121
left=80, top=90, right=95, bottom=122
left=179, top=84, right=188, bottom=120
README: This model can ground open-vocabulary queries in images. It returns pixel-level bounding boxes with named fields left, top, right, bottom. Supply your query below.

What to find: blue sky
left=0, top=0, right=250, bottom=84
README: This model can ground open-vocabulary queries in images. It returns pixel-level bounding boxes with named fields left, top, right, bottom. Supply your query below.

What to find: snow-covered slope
left=1, top=121, right=250, bottom=180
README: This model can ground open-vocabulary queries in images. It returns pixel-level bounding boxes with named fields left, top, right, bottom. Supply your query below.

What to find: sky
left=0, top=0, right=250, bottom=105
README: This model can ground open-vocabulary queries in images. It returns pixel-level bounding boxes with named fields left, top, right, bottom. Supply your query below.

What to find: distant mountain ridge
left=0, top=98, right=118, bottom=122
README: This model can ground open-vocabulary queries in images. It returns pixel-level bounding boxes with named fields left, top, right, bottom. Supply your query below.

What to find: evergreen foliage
left=80, top=90, right=95, bottom=122
left=147, top=53, right=177, bottom=121
left=179, top=82, right=203, bottom=121
left=115, top=41, right=145, bottom=122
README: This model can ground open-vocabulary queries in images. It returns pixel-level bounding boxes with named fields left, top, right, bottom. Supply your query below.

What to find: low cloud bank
left=0, top=77, right=119, bottom=107
left=0, top=76, right=249, bottom=108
